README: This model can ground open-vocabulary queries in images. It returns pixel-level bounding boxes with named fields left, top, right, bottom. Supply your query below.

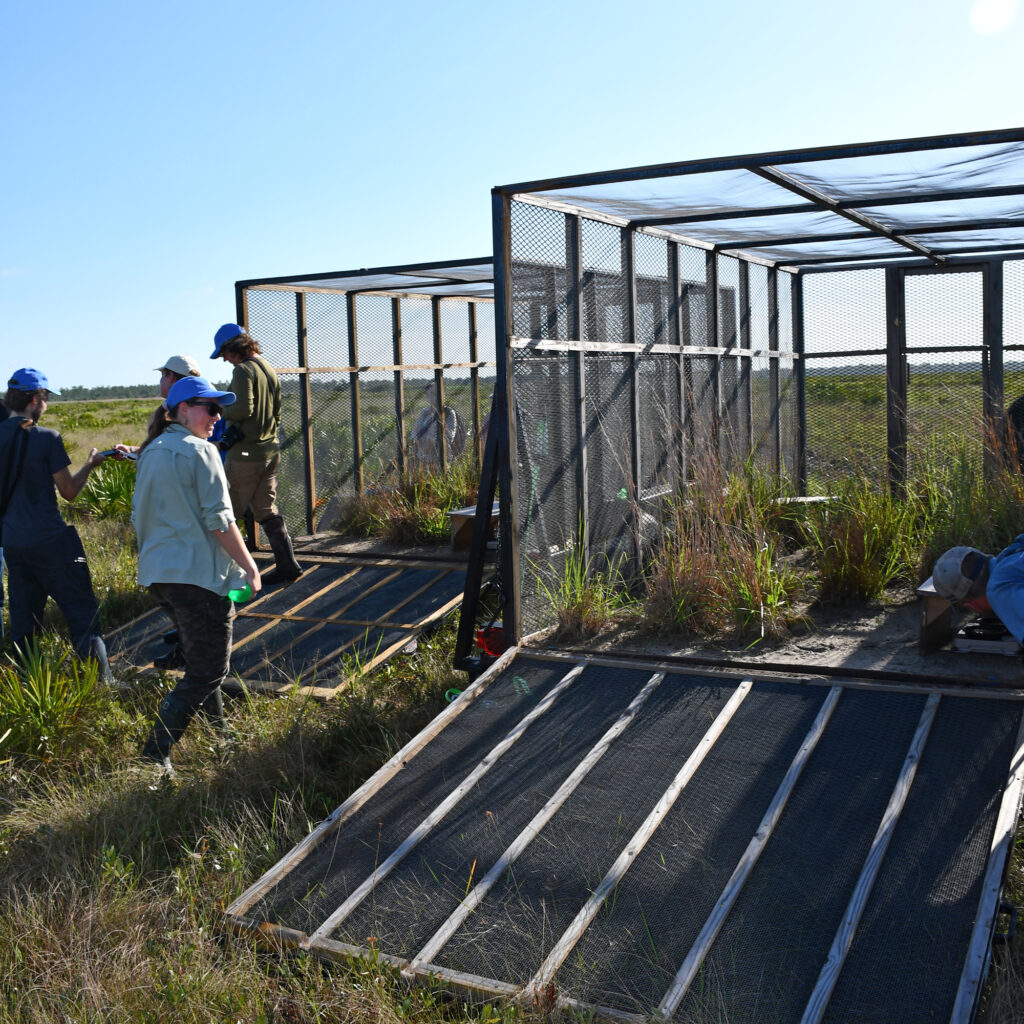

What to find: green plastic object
left=228, top=583, right=252, bottom=603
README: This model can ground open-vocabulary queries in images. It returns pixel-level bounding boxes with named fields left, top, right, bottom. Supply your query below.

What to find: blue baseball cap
left=166, top=376, right=236, bottom=409
left=7, top=368, right=60, bottom=396
left=211, top=323, right=244, bottom=358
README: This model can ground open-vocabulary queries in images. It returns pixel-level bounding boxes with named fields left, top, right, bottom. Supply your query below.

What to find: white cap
left=156, top=354, right=200, bottom=377
left=933, top=546, right=987, bottom=601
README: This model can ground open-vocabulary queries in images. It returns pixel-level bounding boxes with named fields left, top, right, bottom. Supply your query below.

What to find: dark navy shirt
left=0, top=417, right=72, bottom=547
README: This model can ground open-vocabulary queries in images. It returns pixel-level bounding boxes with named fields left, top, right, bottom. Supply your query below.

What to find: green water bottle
left=228, top=582, right=252, bottom=603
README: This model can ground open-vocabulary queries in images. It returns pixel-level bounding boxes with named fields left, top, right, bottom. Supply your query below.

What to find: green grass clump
left=0, top=639, right=103, bottom=761
left=535, top=541, right=628, bottom=641
left=801, top=478, right=921, bottom=603
left=643, top=456, right=805, bottom=640
left=335, top=457, right=479, bottom=545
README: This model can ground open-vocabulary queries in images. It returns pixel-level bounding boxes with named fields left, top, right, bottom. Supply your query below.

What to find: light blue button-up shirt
left=131, top=423, right=245, bottom=596
left=985, top=534, right=1024, bottom=645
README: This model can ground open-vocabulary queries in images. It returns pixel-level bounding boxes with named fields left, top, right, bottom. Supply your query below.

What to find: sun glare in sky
left=969, top=0, right=1017, bottom=33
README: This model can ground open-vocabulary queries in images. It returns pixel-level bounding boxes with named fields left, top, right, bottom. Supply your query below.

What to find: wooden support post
left=768, top=265, right=781, bottom=476
left=346, top=292, right=364, bottom=496
left=983, top=260, right=1005, bottom=476
left=296, top=292, right=316, bottom=534
left=392, top=297, right=407, bottom=483
left=432, top=296, right=447, bottom=473
left=793, top=273, right=807, bottom=494
left=567, top=213, right=588, bottom=561
left=885, top=267, right=908, bottom=498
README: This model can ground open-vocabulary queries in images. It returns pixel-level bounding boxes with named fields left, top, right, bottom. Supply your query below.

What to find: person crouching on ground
left=931, top=537, right=1024, bottom=645
left=0, top=368, right=112, bottom=682
left=133, top=376, right=261, bottom=775
left=211, top=323, right=302, bottom=586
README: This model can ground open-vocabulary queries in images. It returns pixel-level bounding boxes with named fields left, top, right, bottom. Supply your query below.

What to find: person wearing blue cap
left=132, top=375, right=261, bottom=775
left=0, top=368, right=112, bottom=682
left=211, top=323, right=302, bottom=585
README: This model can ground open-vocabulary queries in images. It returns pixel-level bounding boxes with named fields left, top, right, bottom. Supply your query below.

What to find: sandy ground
left=525, top=583, right=1024, bottom=690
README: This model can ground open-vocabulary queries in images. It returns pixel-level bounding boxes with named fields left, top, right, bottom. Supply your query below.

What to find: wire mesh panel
left=778, top=278, right=797, bottom=479
left=905, top=268, right=985, bottom=479
left=748, top=262, right=771, bottom=469
left=240, top=276, right=494, bottom=537
left=1006, top=260, right=1024, bottom=402
left=802, top=269, right=888, bottom=486
left=718, top=256, right=745, bottom=461
left=506, top=202, right=789, bottom=638
left=225, top=652, right=1024, bottom=1022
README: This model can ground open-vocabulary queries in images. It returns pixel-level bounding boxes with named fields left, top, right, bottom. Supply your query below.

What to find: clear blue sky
left=2, top=0, right=1022, bottom=388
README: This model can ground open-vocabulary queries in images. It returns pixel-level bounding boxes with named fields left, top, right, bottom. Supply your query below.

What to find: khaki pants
left=225, top=454, right=280, bottom=522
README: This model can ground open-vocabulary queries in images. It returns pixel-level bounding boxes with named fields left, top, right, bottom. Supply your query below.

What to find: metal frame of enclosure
left=235, top=258, right=496, bottom=538
left=456, top=127, right=1024, bottom=657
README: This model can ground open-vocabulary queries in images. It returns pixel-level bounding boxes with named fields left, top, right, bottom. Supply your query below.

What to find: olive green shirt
left=222, top=355, right=281, bottom=461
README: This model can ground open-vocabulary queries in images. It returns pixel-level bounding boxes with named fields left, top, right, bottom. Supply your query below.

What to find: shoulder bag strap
left=0, top=420, right=31, bottom=519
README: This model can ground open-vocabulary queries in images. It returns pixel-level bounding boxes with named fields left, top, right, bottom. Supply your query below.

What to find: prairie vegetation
left=3, top=394, right=1024, bottom=1022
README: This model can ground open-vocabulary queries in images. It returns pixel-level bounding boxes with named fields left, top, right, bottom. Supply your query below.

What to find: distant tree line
left=54, top=381, right=232, bottom=401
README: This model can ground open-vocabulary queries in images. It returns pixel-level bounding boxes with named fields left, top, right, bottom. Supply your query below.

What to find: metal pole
left=706, top=251, right=721, bottom=453
left=468, top=302, right=481, bottom=471
left=669, top=241, right=685, bottom=489
left=739, top=261, right=753, bottom=460
left=623, top=227, right=642, bottom=568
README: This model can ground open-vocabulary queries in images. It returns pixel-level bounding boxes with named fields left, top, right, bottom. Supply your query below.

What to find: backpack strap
left=0, top=418, right=31, bottom=520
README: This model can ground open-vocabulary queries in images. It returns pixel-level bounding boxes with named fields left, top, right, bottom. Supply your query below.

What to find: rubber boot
left=259, top=514, right=303, bottom=586
left=140, top=693, right=195, bottom=773
left=89, top=635, right=114, bottom=687
left=199, top=687, right=227, bottom=733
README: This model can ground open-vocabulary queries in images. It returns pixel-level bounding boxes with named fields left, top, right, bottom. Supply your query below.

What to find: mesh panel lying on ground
left=106, top=553, right=474, bottom=698
left=225, top=651, right=1024, bottom=1022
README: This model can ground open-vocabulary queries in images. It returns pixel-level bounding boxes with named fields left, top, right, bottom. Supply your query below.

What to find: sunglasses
left=188, top=399, right=222, bottom=416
